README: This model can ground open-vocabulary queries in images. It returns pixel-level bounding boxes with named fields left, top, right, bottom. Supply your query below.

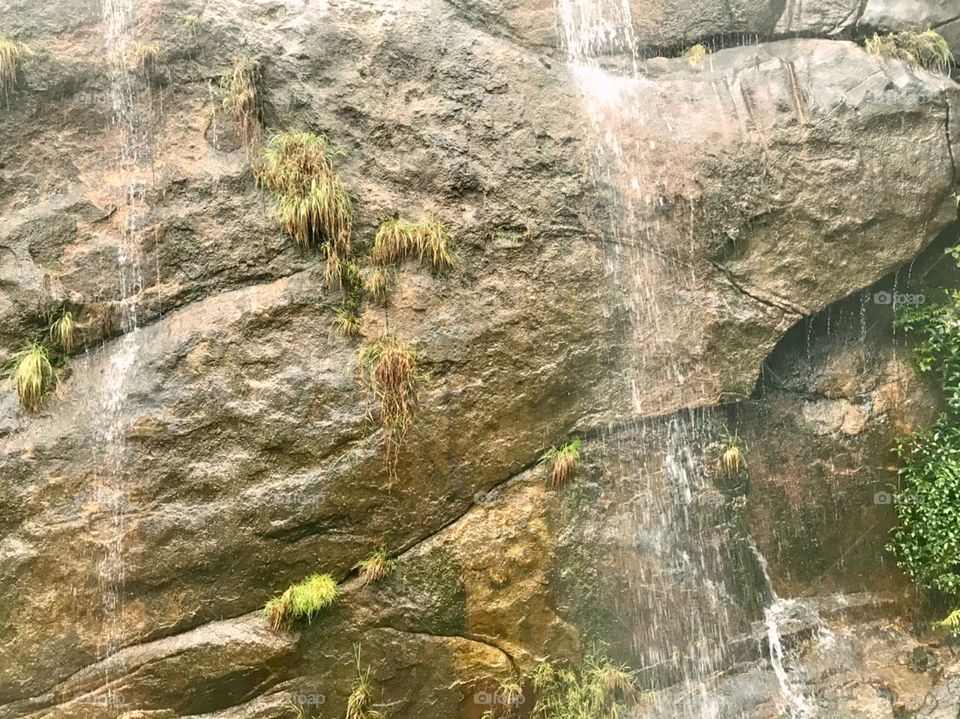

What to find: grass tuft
left=0, top=35, right=32, bottom=97
left=719, top=435, right=745, bottom=479
left=346, top=645, right=385, bottom=719
left=333, top=306, right=363, bottom=338
left=865, top=29, right=953, bottom=72
left=49, top=309, right=77, bottom=353
left=365, top=267, right=391, bottom=306
left=683, top=43, right=708, bottom=69
left=222, top=57, right=262, bottom=152
left=531, top=651, right=645, bottom=718
left=263, top=573, right=338, bottom=631
left=539, top=438, right=583, bottom=487
left=257, top=131, right=353, bottom=278
left=353, top=547, right=396, bottom=586
left=372, top=216, right=454, bottom=271
left=9, top=342, right=55, bottom=412
left=134, top=42, right=161, bottom=76
left=357, top=331, right=425, bottom=479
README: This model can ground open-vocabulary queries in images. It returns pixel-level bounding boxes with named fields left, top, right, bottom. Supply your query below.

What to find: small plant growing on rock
left=346, top=645, right=385, bottom=719
left=888, top=249, right=960, bottom=595
left=372, top=216, right=454, bottom=271
left=257, top=130, right=353, bottom=279
left=366, top=267, right=391, bottom=306
left=719, top=435, right=746, bottom=479
left=133, top=42, right=161, bottom=77
left=222, top=57, right=262, bottom=153
left=263, top=573, right=339, bottom=631
left=333, top=306, right=363, bottom=337
left=480, top=679, right=524, bottom=719
left=682, top=43, right=708, bottom=69
left=937, top=608, right=960, bottom=637
left=354, top=547, right=396, bottom=586
left=356, top=331, right=425, bottom=479
left=0, top=35, right=32, bottom=98
left=539, top=438, right=583, bottom=487
left=9, top=342, right=55, bottom=412
left=531, top=651, right=643, bottom=718
left=865, top=30, right=953, bottom=73
left=49, top=309, right=77, bottom=353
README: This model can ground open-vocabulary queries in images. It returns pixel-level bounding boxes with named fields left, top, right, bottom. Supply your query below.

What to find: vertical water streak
left=555, top=2, right=773, bottom=715
left=97, top=0, right=147, bottom=708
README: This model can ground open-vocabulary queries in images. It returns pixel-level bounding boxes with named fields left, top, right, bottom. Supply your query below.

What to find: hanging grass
left=0, top=35, right=32, bottom=97
left=354, top=547, right=396, bottom=586
left=539, top=439, right=583, bottom=487
left=257, top=131, right=353, bottom=278
left=719, top=435, right=745, bottom=480
left=865, top=30, right=953, bottom=72
left=9, top=342, right=55, bottom=412
left=356, top=331, right=425, bottom=479
left=222, top=57, right=262, bottom=152
left=682, top=43, right=708, bottom=69
left=48, top=309, right=77, bottom=354
left=365, top=267, right=391, bottom=306
left=372, top=216, right=454, bottom=271
left=263, top=573, right=339, bottom=631
left=346, top=645, right=385, bottom=719
left=133, top=42, right=161, bottom=76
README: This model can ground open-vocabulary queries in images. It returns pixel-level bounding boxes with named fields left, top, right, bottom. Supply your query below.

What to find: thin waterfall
left=554, top=2, right=785, bottom=715
left=95, top=0, right=148, bottom=708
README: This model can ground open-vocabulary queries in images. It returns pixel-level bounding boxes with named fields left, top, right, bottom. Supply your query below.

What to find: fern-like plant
left=539, top=439, right=583, bottom=487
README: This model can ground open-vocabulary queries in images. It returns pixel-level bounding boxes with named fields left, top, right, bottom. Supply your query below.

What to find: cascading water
left=554, top=1, right=799, bottom=715
left=94, top=0, right=148, bottom=709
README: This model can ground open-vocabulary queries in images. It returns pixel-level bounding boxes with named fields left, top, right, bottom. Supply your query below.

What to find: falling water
left=554, top=2, right=787, bottom=715
left=95, top=0, right=148, bottom=708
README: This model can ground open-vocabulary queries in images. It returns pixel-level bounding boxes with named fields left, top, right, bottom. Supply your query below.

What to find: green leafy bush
left=888, top=248, right=960, bottom=595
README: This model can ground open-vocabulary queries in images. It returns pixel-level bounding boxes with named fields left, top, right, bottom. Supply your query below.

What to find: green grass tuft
left=539, top=438, right=583, bottom=487
left=372, top=216, right=454, bottom=271
left=222, top=57, right=262, bottom=152
left=354, top=547, right=397, bottom=586
left=9, top=342, right=55, bottom=412
left=357, top=331, right=425, bottom=480
left=263, top=573, right=339, bottom=631
left=0, top=35, right=32, bottom=97
left=365, top=267, right=391, bottom=306
left=49, top=309, right=77, bottom=353
left=531, top=652, right=645, bottom=718
left=257, top=131, right=353, bottom=279
left=865, top=29, right=953, bottom=72
left=333, top=306, right=363, bottom=337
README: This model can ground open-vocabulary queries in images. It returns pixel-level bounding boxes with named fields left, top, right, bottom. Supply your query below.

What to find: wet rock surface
left=0, top=0, right=959, bottom=716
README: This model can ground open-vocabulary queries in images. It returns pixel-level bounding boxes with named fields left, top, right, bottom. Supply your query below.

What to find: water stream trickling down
left=554, top=1, right=807, bottom=715
left=95, top=0, right=148, bottom=708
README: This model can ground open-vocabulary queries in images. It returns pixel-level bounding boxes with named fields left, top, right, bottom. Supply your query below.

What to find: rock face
left=0, top=0, right=959, bottom=717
